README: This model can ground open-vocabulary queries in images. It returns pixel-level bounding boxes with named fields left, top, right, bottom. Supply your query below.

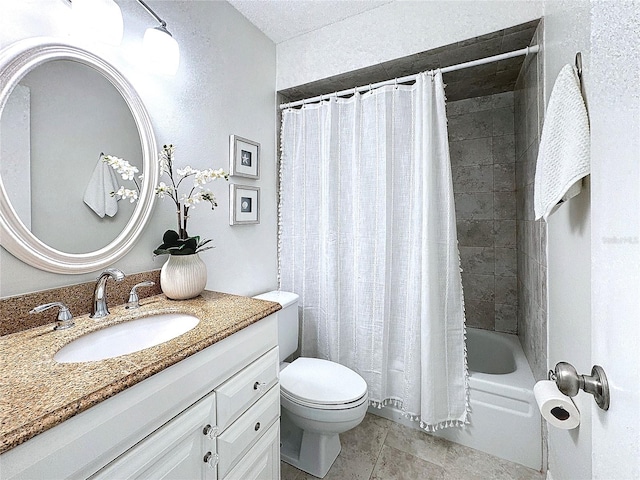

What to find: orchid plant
left=103, top=144, right=228, bottom=256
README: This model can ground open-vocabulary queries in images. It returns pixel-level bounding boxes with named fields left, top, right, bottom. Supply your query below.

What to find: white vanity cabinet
left=0, top=314, right=281, bottom=480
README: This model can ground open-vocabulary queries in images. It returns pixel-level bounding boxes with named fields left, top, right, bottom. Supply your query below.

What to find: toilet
left=253, top=291, right=368, bottom=478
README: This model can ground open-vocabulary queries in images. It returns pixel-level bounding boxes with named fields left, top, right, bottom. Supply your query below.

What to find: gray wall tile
left=465, top=300, right=496, bottom=330
left=495, top=303, right=518, bottom=333
left=495, top=275, right=517, bottom=305
left=447, top=95, right=493, bottom=116
left=456, top=220, right=494, bottom=247
left=454, top=193, right=494, bottom=219
left=495, top=192, right=517, bottom=219
left=462, top=273, right=495, bottom=303
left=459, top=246, right=495, bottom=275
left=495, top=247, right=517, bottom=276
left=492, top=91, right=514, bottom=109
left=492, top=135, right=515, bottom=164
left=453, top=165, right=494, bottom=193
left=448, top=110, right=493, bottom=141
left=494, top=163, right=516, bottom=191
left=493, top=107, right=515, bottom=135
left=515, top=26, right=547, bottom=384
left=494, top=220, right=517, bottom=247
left=449, top=91, right=518, bottom=332
left=449, top=138, right=493, bottom=166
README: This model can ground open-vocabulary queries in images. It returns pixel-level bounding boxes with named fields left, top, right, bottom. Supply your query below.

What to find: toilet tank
left=252, top=291, right=299, bottom=362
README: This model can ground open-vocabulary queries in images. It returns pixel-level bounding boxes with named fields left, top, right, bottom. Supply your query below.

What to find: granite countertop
left=0, top=291, right=281, bottom=455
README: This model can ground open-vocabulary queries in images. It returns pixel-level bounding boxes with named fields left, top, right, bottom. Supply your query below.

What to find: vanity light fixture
left=136, top=0, right=180, bottom=75
left=72, top=0, right=124, bottom=46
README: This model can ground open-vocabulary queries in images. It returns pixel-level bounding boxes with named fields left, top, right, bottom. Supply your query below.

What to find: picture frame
left=229, top=135, right=260, bottom=179
left=229, top=184, right=260, bottom=225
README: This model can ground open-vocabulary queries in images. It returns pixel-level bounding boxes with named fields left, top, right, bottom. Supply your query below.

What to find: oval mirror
left=0, top=38, right=158, bottom=274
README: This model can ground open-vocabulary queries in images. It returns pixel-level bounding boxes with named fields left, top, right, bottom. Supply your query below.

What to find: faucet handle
left=29, top=302, right=74, bottom=331
left=126, top=281, right=156, bottom=309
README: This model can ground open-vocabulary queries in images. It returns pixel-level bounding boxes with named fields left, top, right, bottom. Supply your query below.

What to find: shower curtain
left=279, top=71, right=468, bottom=430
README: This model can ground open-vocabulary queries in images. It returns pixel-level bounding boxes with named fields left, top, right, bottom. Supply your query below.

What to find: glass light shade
left=72, top=0, right=124, bottom=46
left=143, top=27, right=180, bottom=76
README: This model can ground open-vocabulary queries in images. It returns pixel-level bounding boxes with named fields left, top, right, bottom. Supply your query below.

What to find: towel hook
left=575, top=52, right=583, bottom=81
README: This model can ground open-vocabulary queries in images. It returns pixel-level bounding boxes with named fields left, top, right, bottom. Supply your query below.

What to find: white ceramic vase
left=160, top=253, right=207, bottom=300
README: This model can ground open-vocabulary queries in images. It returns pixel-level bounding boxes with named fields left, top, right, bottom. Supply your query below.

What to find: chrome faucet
left=90, top=268, right=125, bottom=319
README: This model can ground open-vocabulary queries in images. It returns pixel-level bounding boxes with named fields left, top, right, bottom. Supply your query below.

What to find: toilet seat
left=280, top=357, right=368, bottom=410
left=281, top=389, right=368, bottom=410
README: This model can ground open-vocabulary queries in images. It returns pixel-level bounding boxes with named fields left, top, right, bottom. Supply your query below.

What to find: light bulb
left=143, top=26, right=180, bottom=76
left=72, top=0, right=124, bottom=46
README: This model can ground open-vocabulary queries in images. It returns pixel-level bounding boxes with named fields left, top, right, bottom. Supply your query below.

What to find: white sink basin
left=54, top=313, right=200, bottom=363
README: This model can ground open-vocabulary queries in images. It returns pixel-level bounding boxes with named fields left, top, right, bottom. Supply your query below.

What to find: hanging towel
left=83, top=157, right=120, bottom=218
left=534, top=64, right=590, bottom=220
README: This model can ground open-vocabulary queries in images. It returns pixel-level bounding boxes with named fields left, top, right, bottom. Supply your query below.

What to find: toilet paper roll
left=534, top=380, right=580, bottom=430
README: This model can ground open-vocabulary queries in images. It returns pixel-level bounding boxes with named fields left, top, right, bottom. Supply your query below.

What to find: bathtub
left=369, top=327, right=541, bottom=470
left=434, top=328, right=542, bottom=470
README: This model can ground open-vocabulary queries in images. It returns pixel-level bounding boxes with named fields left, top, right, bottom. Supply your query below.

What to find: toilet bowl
left=253, top=291, right=368, bottom=478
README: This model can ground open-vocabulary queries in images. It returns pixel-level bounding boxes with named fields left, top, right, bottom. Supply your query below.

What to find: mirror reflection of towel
left=83, top=158, right=119, bottom=218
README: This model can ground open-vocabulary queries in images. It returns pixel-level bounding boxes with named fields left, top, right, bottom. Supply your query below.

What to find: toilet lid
left=280, top=358, right=368, bottom=406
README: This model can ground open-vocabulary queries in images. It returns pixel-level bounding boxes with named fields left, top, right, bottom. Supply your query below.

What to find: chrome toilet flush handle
left=253, top=381, right=267, bottom=393
left=29, top=302, right=74, bottom=331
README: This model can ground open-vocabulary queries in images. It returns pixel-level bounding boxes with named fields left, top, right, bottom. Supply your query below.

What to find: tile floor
left=281, top=413, right=545, bottom=480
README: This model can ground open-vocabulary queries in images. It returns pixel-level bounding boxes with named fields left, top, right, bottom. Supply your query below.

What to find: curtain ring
left=369, top=83, right=373, bottom=92
left=394, top=78, right=398, bottom=90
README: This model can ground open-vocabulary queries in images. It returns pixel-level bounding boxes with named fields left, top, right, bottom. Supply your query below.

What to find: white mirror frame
left=0, top=38, right=158, bottom=274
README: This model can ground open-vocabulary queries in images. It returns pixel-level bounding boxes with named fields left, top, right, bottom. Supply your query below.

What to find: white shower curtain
left=279, top=71, right=468, bottom=430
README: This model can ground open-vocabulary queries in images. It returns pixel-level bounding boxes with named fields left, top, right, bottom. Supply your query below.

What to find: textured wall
left=514, top=24, right=547, bottom=382
left=447, top=91, right=517, bottom=333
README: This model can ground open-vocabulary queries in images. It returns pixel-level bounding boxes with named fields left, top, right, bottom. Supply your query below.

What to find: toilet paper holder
left=548, top=362, right=610, bottom=410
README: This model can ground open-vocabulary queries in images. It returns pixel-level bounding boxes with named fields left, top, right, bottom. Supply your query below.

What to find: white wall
left=276, top=0, right=543, bottom=90
left=589, top=2, right=640, bottom=478
left=0, top=1, right=278, bottom=298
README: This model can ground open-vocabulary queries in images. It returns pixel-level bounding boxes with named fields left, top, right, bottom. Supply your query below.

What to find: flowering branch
left=103, top=144, right=228, bottom=256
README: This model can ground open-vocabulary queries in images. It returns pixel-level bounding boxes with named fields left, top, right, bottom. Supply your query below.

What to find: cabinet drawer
left=223, top=421, right=280, bottom=480
left=216, top=347, right=279, bottom=431
left=217, top=385, right=279, bottom=478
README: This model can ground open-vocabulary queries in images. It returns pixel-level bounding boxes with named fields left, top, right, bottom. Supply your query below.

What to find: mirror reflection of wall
left=0, top=84, right=31, bottom=229
left=0, top=59, right=142, bottom=254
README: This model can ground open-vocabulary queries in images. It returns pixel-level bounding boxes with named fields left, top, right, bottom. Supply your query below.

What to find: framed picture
left=229, top=135, right=260, bottom=179
left=230, top=184, right=260, bottom=225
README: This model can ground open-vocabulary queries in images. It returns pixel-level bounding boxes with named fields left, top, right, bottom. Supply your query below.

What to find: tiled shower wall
left=514, top=24, right=547, bottom=382
left=447, top=92, right=517, bottom=333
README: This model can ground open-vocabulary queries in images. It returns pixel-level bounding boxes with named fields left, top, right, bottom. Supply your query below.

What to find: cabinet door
left=223, top=421, right=280, bottom=480
left=90, top=392, right=217, bottom=480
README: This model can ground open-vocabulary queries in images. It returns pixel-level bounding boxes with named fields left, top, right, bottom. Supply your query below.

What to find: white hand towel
left=83, top=158, right=120, bottom=218
left=534, top=64, right=590, bottom=220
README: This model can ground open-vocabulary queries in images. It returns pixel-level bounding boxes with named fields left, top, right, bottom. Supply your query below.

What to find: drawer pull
left=203, top=451, right=219, bottom=469
left=254, top=422, right=261, bottom=432
left=202, top=424, right=218, bottom=439
left=253, top=381, right=267, bottom=392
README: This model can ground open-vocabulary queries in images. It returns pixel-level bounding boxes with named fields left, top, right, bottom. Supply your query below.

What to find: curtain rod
left=280, top=45, right=540, bottom=110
